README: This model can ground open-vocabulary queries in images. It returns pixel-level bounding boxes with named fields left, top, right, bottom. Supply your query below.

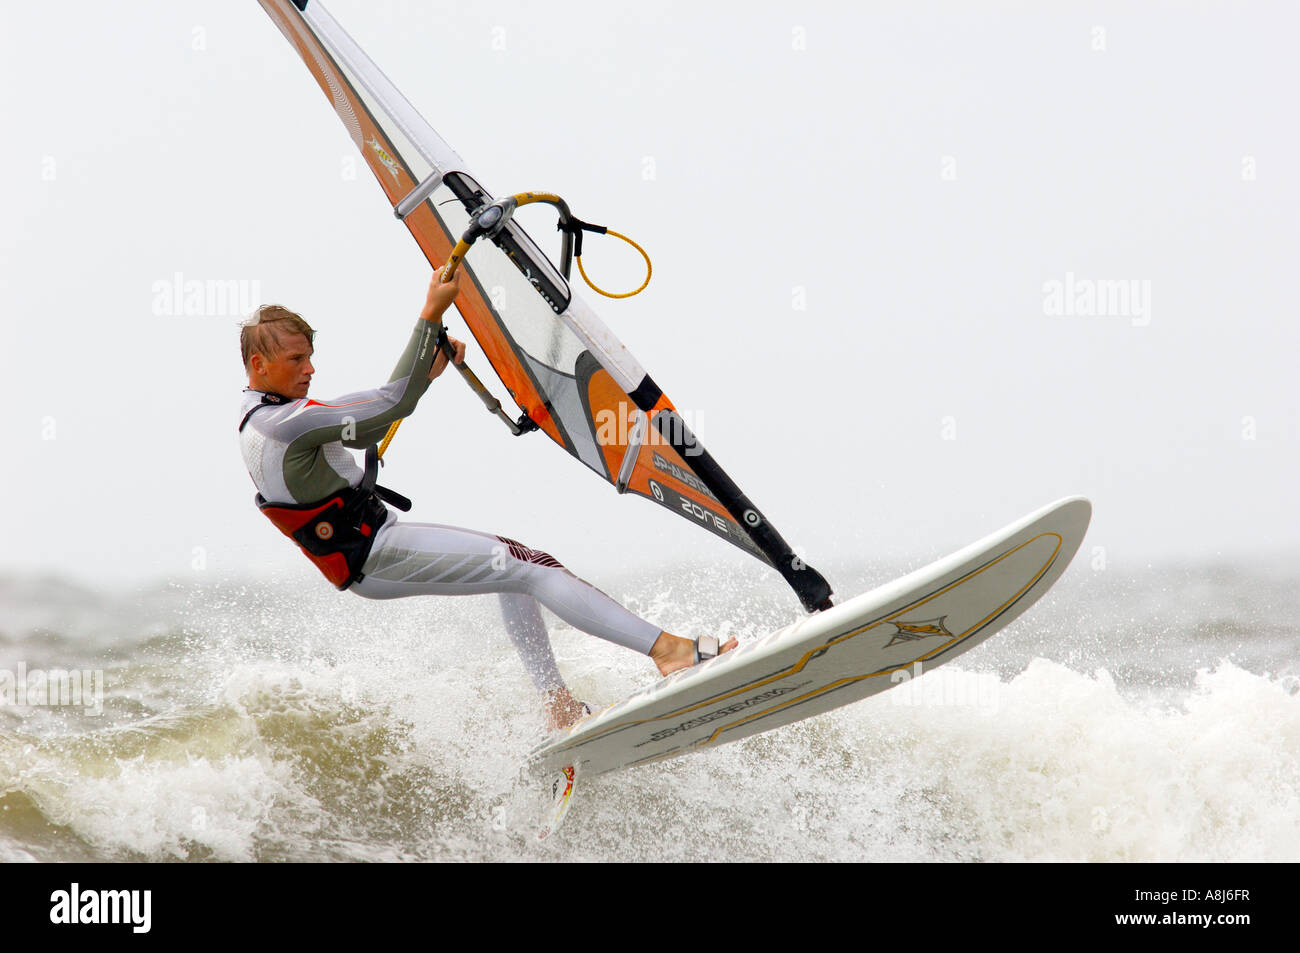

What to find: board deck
left=532, top=497, right=1091, bottom=778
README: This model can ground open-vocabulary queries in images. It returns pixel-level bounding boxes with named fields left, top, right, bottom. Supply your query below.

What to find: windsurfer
left=237, top=268, right=736, bottom=730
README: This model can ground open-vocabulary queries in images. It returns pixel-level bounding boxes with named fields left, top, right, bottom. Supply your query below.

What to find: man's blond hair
left=240, top=305, right=316, bottom=371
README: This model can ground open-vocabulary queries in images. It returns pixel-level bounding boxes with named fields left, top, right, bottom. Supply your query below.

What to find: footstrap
left=693, top=636, right=721, bottom=664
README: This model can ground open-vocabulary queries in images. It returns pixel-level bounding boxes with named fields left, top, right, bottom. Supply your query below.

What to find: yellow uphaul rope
left=577, top=229, right=652, bottom=299
left=377, top=417, right=402, bottom=460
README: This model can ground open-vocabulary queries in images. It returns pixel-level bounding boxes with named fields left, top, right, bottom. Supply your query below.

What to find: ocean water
left=1, top=555, right=1297, bottom=863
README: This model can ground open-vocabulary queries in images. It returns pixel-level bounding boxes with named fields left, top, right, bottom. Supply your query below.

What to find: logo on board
left=884, top=616, right=955, bottom=648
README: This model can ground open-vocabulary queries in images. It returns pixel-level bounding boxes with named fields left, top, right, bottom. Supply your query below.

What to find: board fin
left=536, top=763, right=579, bottom=841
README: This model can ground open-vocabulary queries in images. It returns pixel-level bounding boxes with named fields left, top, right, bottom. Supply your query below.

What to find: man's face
left=258, top=332, right=314, bottom=399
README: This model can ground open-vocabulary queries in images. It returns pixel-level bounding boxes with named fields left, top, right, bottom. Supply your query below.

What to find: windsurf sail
left=255, top=0, right=834, bottom=612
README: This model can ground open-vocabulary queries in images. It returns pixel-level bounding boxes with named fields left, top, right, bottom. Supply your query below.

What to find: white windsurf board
left=532, top=496, right=1091, bottom=779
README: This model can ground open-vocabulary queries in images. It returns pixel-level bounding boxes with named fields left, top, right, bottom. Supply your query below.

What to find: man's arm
left=343, top=269, right=466, bottom=448
left=275, top=268, right=462, bottom=451
left=344, top=334, right=466, bottom=448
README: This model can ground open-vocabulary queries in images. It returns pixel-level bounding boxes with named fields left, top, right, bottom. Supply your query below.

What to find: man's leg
left=498, top=592, right=565, bottom=692
left=352, top=520, right=735, bottom=685
left=500, top=592, right=589, bottom=730
left=351, top=520, right=661, bottom=654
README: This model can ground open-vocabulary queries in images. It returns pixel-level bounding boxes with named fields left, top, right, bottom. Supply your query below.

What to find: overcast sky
left=2, top=1, right=1297, bottom=593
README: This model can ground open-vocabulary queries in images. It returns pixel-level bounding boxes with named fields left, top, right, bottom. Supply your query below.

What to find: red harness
left=240, top=396, right=410, bottom=589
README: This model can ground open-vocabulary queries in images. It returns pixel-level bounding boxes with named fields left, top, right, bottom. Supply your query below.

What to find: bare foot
left=543, top=687, right=589, bottom=732
left=649, top=631, right=739, bottom=677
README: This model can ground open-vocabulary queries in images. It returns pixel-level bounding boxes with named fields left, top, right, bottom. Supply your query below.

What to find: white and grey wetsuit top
left=240, top=320, right=439, bottom=505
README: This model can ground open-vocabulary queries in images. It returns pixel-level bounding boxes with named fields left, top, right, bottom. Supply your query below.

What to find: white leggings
left=350, top=520, right=662, bottom=690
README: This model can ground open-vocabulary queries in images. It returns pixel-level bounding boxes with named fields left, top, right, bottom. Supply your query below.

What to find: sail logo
left=680, top=497, right=730, bottom=533
left=49, top=883, right=151, bottom=933
left=366, top=136, right=401, bottom=180
left=651, top=453, right=717, bottom=500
